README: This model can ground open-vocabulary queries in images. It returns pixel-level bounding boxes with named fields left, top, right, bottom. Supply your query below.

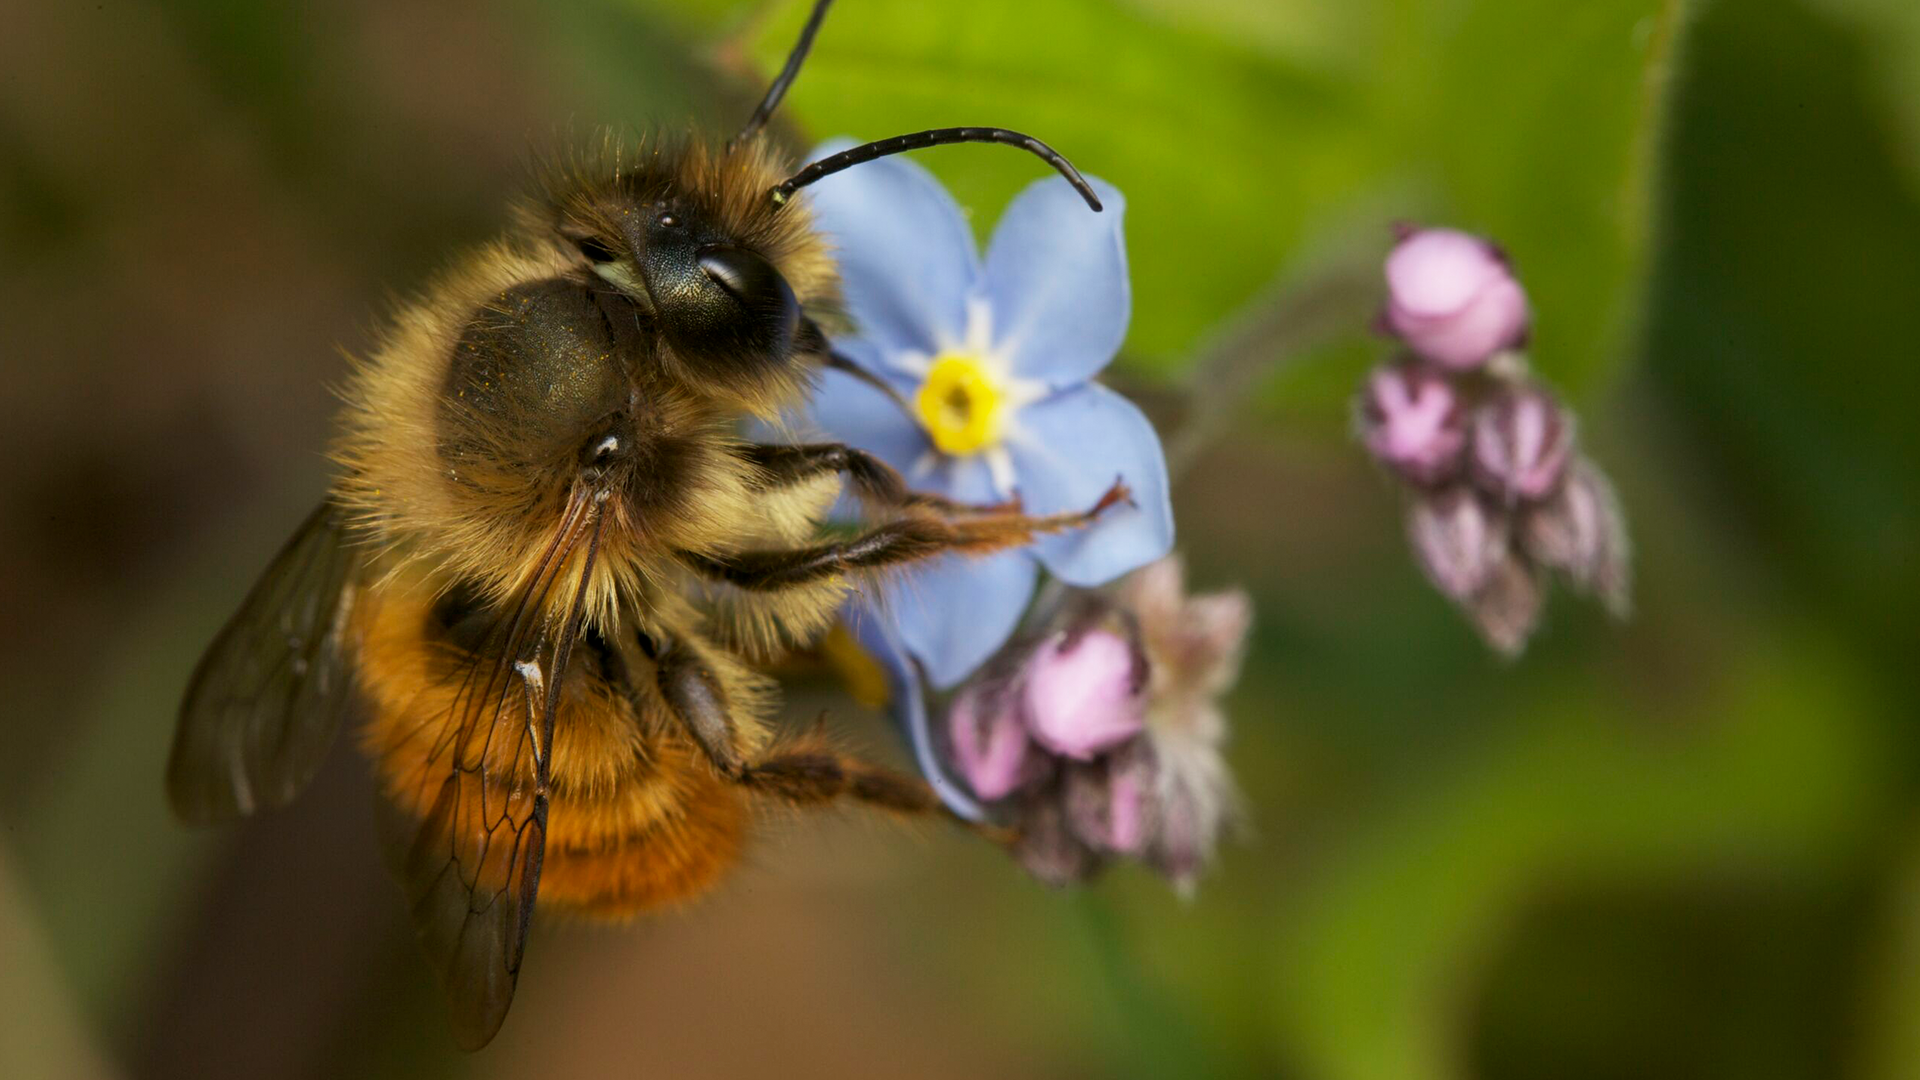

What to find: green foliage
left=1272, top=635, right=1891, bottom=1080
left=6, top=1, right=1919, bottom=1077
left=1644, top=0, right=1920, bottom=661
left=676, top=0, right=1685, bottom=391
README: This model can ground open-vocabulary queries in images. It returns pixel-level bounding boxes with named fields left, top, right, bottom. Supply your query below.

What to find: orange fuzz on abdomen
left=353, top=588, right=748, bottom=918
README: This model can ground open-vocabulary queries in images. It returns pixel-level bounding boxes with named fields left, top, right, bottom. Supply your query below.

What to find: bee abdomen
left=537, top=741, right=747, bottom=919
left=355, top=587, right=749, bottom=920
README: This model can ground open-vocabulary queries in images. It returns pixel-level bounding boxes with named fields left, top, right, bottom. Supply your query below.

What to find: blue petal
left=800, top=365, right=928, bottom=475
left=803, top=138, right=980, bottom=368
left=910, top=451, right=1003, bottom=505
left=887, top=550, right=1038, bottom=689
left=984, top=176, right=1129, bottom=388
left=1006, top=383, right=1174, bottom=586
left=844, top=602, right=985, bottom=821
left=779, top=367, right=1013, bottom=529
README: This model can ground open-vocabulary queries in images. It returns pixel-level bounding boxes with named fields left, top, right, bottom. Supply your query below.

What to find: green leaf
left=737, top=0, right=1380, bottom=376
left=1378, top=0, right=1689, bottom=392
left=1643, top=0, right=1920, bottom=656
left=646, top=0, right=1686, bottom=392
left=1270, top=634, right=1892, bottom=1080
left=1802, top=0, right=1920, bottom=184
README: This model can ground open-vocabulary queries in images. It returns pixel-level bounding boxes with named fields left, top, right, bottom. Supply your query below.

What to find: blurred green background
left=2, top=0, right=1916, bottom=1076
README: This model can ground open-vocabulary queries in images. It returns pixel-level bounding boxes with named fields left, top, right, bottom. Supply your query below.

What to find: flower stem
left=1070, top=892, right=1238, bottom=1080
left=1162, top=257, right=1380, bottom=481
left=1025, top=257, right=1378, bottom=620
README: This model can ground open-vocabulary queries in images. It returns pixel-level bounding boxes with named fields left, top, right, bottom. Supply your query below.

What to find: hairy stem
left=1161, top=256, right=1380, bottom=481
left=1026, top=257, right=1379, bottom=624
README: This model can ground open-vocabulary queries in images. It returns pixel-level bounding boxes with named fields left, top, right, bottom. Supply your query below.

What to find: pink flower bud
left=947, top=684, right=1032, bottom=801
left=1011, top=791, right=1102, bottom=886
left=1147, top=749, right=1234, bottom=896
left=1465, top=556, right=1545, bottom=658
left=1119, top=555, right=1185, bottom=631
left=1521, top=460, right=1632, bottom=618
left=1360, top=362, right=1468, bottom=485
left=1021, top=629, right=1145, bottom=760
left=1152, top=792, right=1206, bottom=894
left=1384, top=228, right=1530, bottom=370
left=1406, top=487, right=1508, bottom=601
left=1064, top=741, right=1155, bottom=854
left=1116, top=557, right=1253, bottom=703
left=1470, top=386, right=1572, bottom=504
left=1177, top=591, right=1254, bottom=696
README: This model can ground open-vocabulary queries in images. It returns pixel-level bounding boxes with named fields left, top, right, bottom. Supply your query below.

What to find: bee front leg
left=741, top=442, right=1016, bottom=518
left=678, top=478, right=1131, bottom=592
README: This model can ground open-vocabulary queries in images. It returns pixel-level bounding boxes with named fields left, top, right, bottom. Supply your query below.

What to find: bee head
left=524, top=0, right=1103, bottom=422
left=538, top=139, right=837, bottom=418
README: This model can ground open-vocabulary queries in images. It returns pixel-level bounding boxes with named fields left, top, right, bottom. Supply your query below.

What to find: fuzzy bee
left=165, top=0, right=1117, bottom=1050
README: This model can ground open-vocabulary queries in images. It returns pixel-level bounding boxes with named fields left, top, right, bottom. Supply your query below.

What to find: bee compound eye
left=696, top=244, right=800, bottom=355
left=697, top=244, right=795, bottom=311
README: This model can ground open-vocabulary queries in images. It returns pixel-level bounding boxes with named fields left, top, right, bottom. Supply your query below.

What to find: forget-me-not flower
left=799, top=139, right=1175, bottom=688
left=854, top=557, right=1249, bottom=891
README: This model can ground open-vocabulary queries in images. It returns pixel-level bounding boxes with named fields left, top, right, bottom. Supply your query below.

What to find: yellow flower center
left=915, top=353, right=1006, bottom=455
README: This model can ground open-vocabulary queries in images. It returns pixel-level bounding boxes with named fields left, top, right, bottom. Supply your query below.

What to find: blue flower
left=798, top=139, right=1175, bottom=688
left=847, top=610, right=988, bottom=821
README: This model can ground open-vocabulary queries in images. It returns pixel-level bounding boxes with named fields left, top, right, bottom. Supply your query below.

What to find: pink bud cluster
left=1359, top=226, right=1630, bottom=655
left=945, top=557, right=1249, bottom=891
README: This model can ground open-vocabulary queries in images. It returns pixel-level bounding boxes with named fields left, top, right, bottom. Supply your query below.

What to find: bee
left=166, top=0, right=1117, bottom=1051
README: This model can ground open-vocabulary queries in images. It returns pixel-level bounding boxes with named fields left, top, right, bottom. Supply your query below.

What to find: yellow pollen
left=915, top=353, right=1005, bottom=455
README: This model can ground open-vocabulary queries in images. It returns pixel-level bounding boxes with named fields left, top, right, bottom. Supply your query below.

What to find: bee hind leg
left=739, top=743, right=1023, bottom=846
left=653, top=635, right=989, bottom=828
left=736, top=742, right=939, bottom=814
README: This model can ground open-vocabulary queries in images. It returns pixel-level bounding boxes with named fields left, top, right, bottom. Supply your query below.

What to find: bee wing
left=168, top=502, right=363, bottom=824
left=376, top=497, right=606, bottom=1051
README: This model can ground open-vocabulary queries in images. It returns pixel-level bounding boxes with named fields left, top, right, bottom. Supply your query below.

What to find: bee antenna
left=732, top=0, right=835, bottom=146
left=769, top=128, right=1103, bottom=212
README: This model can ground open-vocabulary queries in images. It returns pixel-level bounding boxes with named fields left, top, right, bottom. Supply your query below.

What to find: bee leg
left=679, top=478, right=1132, bottom=592
left=734, top=743, right=940, bottom=814
left=738, top=744, right=1021, bottom=844
left=742, top=442, right=1015, bottom=518
left=652, top=634, right=989, bottom=828
left=650, top=632, right=925, bottom=810
left=651, top=636, right=747, bottom=777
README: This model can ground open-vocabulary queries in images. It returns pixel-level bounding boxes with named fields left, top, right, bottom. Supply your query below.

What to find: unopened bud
left=1466, top=556, right=1545, bottom=657
left=1118, top=557, right=1253, bottom=703
left=1384, top=228, right=1530, bottom=370
left=948, top=683, right=1033, bottom=801
left=1407, top=487, right=1508, bottom=601
left=1147, top=752, right=1233, bottom=897
left=1521, top=460, right=1631, bottom=618
left=1010, top=788, right=1103, bottom=887
left=1021, top=629, right=1145, bottom=760
left=1360, top=361, right=1467, bottom=486
left=1178, top=591, right=1255, bottom=696
left=1063, top=740, right=1155, bottom=855
left=1470, top=386, right=1572, bottom=505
